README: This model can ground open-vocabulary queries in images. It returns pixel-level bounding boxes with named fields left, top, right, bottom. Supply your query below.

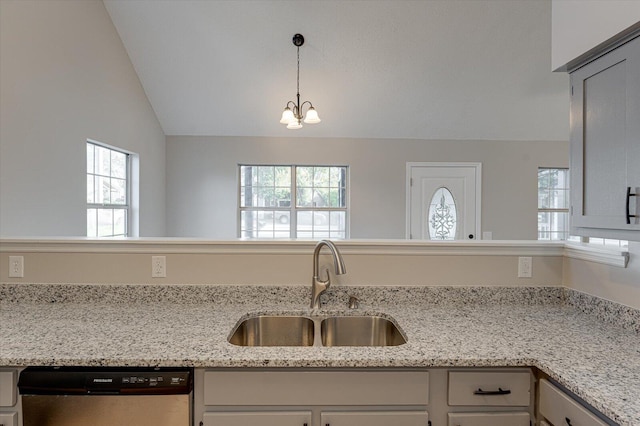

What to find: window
left=428, top=187, right=457, bottom=240
left=538, top=168, right=569, bottom=240
left=86, top=142, right=130, bottom=237
left=239, top=165, right=348, bottom=239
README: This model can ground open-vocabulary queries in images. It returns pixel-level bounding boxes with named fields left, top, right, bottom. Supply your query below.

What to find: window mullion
left=291, top=165, right=297, bottom=238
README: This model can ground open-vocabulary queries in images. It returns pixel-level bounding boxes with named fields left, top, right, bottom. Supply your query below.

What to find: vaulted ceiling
left=104, top=0, right=568, bottom=141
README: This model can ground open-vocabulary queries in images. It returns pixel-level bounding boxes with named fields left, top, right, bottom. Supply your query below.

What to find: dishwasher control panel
left=89, top=370, right=190, bottom=392
left=18, top=367, right=193, bottom=395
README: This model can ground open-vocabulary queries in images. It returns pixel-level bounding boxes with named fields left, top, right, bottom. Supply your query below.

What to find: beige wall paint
left=564, top=242, right=640, bottom=309
left=0, top=0, right=166, bottom=237
left=5, top=239, right=636, bottom=309
left=0, top=250, right=562, bottom=287
left=166, top=136, right=569, bottom=240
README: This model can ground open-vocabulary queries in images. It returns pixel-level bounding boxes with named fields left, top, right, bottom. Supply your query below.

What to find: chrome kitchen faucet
left=310, top=240, right=346, bottom=309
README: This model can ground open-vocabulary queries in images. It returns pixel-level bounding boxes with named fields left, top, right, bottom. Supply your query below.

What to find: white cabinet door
left=447, top=412, right=529, bottom=426
left=0, top=370, right=17, bottom=407
left=570, top=35, right=640, bottom=239
left=202, top=411, right=311, bottom=426
left=539, top=380, right=609, bottom=426
left=321, top=411, right=428, bottom=426
left=0, top=412, right=18, bottom=426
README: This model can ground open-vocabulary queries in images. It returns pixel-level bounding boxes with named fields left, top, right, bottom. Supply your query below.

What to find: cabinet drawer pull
left=626, top=187, right=637, bottom=224
left=473, top=387, right=511, bottom=395
left=565, top=417, right=572, bottom=425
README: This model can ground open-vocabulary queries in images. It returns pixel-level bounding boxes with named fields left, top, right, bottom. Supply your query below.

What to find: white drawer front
left=204, top=370, right=429, bottom=406
left=321, top=411, right=429, bottom=426
left=0, top=412, right=18, bottom=426
left=448, top=370, right=531, bottom=406
left=0, top=370, right=17, bottom=407
left=448, top=411, right=530, bottom=426
left=203, top=411, right=311, bottom=426
left=539, top=379, right=609, bottom=426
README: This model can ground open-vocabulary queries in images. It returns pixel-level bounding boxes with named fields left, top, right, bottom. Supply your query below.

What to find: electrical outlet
left=152, top=256, right=166, bottom=278
left=9, top=256, right=24, bottom=278
left=518, top=256, right=532, bottom=278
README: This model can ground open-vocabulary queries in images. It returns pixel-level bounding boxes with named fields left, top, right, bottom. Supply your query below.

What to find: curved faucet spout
left=311, top=240, right=346, bottom=309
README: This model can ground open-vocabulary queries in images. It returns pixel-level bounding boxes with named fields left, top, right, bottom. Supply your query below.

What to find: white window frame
left=238, top=164, right=349, bottom=239
left=538, top=167, right=570, bottom=241
left=86, top=140, right=132, bottom=237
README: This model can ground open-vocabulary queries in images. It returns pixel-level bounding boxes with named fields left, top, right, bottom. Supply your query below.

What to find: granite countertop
left=1, top=284, right=639, bottom=425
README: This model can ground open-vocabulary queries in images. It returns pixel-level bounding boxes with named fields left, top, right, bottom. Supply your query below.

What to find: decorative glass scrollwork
left=428, top=187, right=457, bottom=240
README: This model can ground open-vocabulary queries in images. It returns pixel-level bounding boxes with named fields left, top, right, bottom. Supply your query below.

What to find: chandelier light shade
left=280, top=33, right=321, bottom=129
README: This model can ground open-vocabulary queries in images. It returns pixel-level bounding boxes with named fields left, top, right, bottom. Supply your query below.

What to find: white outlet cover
left=152, top=256, right=166, bottom=278
left=518, top=256, right=532, bottom=278
left=9, top=256, right=24, bottom=278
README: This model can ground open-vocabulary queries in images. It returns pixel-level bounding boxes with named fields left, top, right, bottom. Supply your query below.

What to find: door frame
left=406, top=162, right=482, bottom=240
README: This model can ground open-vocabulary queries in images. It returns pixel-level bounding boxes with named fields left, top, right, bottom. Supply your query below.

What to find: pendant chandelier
left=279, top=33, right=321, bottom=129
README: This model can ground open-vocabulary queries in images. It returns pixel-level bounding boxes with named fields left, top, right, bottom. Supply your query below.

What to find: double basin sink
left=229, top=314, right=406, bottom=347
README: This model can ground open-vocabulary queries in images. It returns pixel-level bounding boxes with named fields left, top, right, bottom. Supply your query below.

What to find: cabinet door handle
left=565, top=417, right=572, bottom=425
left=473, top=387, right=511, bottom=395
left=626, top=187, right=637, bottom=224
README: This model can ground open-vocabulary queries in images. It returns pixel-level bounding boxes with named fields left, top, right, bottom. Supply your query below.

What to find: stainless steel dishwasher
left=18, top=366, right=192, bottom=426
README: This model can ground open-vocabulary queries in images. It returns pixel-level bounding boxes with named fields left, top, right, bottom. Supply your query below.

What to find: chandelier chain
left=296, top=46, right=300, bottom=97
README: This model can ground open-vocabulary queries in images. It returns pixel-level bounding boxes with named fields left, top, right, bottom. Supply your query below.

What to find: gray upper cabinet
left=570, top=35, right=640, bottom=241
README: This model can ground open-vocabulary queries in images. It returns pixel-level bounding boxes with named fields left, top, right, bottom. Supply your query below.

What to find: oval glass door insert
left=428, top=187, right=457, bottom=240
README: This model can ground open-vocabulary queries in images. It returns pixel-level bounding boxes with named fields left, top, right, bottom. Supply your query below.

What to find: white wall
left=552, top=0, right=640, bottom=71
left=166, top=136, right=569, bottom=240
left=0, top=0, right=166, bottom=237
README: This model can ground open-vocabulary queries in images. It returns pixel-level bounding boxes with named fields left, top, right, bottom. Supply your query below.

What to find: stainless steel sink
left=228, top=315, right=315, bottom=347
left=229, top=314, right=406, bottom=347
left=321, top=316, right=406, bottom=347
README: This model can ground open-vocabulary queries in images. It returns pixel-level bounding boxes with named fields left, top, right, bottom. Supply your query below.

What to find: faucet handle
left=323, top=267, right=332, bottom=283
left=348, top=295, right=360, bottom=309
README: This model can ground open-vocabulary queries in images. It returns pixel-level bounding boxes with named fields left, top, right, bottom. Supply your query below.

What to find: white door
left=407, top=163, right=481, bottom=240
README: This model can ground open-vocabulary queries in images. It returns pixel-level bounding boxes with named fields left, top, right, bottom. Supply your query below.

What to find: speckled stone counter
left=1, top=284, right=639, bottom=425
